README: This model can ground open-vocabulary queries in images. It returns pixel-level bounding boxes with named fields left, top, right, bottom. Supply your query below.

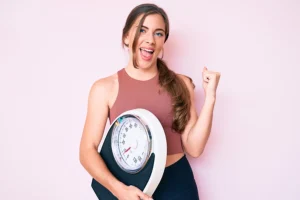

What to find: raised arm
left=178, top=67, right=220, bottom=157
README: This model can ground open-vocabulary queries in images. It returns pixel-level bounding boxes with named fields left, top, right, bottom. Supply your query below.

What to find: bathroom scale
left=91, top=108, right=167, bottom=199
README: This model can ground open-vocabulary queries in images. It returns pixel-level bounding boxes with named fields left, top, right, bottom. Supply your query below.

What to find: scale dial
left=111, top=115, right=152, bottom=174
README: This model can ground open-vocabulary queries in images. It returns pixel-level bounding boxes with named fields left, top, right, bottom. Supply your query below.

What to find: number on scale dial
left=111, top=115, right=151, bottom=173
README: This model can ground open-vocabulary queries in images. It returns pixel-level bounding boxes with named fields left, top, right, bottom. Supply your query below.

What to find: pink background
left=1, top=0, right=299, bottom=199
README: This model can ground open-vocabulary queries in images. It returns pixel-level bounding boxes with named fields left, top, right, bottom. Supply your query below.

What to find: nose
left=145, top=32, right=155, bottom=45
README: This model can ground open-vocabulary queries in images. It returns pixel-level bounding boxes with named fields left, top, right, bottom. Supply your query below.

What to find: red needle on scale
left=124, top=147, right=131, bottom=154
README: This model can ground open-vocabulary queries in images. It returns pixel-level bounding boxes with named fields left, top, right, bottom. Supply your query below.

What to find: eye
left=140, top=28, right=146, bottom=33
left=155, top=32, right=164, bottom=37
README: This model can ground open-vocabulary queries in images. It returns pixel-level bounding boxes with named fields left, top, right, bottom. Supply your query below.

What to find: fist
left=202, top=66, right=221, bottom=97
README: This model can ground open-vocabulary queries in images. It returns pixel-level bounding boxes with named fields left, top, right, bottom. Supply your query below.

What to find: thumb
left=139, top=191, right=153, bottom=200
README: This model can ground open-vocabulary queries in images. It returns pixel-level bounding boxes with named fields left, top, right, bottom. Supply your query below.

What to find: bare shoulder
left=92, top=72, right=118, bottom=91
left=176, top=73, right=195, bottom=90
left=89, top=72, right=119, bottom=108
left=81, top=72, right=119, bottom=149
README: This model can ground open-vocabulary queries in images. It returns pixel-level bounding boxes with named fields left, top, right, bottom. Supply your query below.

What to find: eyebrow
left=140, top=25, right=165, bottom=33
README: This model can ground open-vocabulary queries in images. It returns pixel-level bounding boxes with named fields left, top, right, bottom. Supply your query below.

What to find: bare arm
left=179, top=75, right=216, bottom=158
left=79, top=78, right=153, bottom=200
left=79, top=79, right=125, bottom=197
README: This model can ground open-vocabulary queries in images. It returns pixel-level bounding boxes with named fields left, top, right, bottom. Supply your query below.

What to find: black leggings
left=152, top=155, right=199, bottom=200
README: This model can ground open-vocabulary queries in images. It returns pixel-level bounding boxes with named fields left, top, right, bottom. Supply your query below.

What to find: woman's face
left=125, top=13, right=166, bottom=69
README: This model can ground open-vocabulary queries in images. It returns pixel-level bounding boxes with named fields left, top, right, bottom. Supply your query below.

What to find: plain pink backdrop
left=1, top=0, right=299, bottom=199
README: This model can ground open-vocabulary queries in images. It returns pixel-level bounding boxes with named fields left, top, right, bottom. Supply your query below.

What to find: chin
left=136, top=58, right=157, bottom=69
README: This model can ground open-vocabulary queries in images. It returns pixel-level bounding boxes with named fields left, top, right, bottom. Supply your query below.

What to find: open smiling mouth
left=140, top=48, right=154, bottom=61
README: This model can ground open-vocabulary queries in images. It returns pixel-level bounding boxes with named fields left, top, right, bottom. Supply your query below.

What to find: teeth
left=141, top=48, right=154, bottom=53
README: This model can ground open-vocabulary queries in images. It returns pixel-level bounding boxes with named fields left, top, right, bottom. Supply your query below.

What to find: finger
left=204, top=67, right=220, bottom=75
left=138, top=191, right=153, bottom=200
left=203, top=70, right=208, bottom=82
left=141, top=193, right=152, bottom=200
left=203, top=67, right=215, bottom=78
left=206, top=72, right=219, bottom=80
left=203, top=73, right=210, bottom=82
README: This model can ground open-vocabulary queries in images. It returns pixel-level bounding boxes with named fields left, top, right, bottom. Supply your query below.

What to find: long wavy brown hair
left=122, top=3, right=194, bottom=133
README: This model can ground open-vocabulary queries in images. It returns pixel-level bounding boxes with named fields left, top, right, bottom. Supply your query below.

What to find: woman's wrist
left=109, top=179, right=127, bottom=198
left=205, top=94, right=216, bottom=103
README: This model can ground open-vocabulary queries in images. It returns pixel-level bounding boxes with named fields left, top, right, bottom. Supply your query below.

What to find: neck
left=125, top=61, right=158, bottom=81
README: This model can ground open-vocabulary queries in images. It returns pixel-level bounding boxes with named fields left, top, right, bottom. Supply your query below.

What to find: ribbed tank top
left=108, top=68, right=184, bottom=155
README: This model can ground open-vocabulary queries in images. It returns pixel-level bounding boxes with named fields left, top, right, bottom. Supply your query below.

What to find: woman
left=80, top=3, right=221, bottom=200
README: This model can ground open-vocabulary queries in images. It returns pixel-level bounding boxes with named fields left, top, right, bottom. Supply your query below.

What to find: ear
left=124, top=33, right=129, bottom=46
